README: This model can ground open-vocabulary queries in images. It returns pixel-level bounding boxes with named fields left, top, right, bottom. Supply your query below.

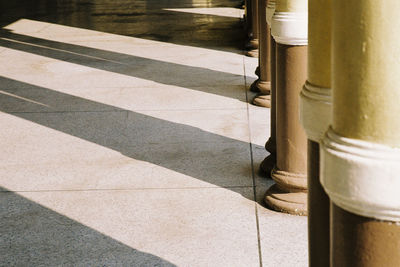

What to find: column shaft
left=260, top=36, right=276, bottom=174
left=245, top=0, right=253, bottom=38
left=246, top=0, right=259, bottom=56
left=258, top=0, right=271, bottom=83
left=266, top=43, right=308, bottom=215
left=332, top=203, right=400, bottom=267
left=300, top=0, right=332, bottom=265
left=251, top=0, right=272, bottom=106
left=307, top=140, right=329, bottom=266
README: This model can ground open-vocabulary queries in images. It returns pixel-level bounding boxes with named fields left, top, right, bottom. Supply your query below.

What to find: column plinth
left=265, top=184, right=307, bottom=215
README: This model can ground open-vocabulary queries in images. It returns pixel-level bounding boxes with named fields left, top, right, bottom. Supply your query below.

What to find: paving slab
left=257, top=201, right=308, bottom=267
left=0, top=187, right=260, bottom=267
left=0, top=111, right=254, bottom=191
left=0, top=48, right=247, bottom=111
left=4, top=19, right=245, bottom=75
left=0, top=0, right=308, bottom=266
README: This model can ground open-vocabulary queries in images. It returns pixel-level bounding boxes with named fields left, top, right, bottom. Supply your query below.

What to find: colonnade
left=244, top=0, right=400, bottom=265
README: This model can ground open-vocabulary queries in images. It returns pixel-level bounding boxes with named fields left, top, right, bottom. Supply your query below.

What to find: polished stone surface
left=0, top=0, right=307, bottom=266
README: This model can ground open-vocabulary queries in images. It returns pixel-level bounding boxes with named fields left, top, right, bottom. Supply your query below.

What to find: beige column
left=299, top=0, right=331, bottom=265
left=321, top=1, right=400, bottom=266
left=265, top=0, right=308, bottom=215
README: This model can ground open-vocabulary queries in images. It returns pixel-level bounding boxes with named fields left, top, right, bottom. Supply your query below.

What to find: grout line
left=243, top=55, right=263, bottom=267
left=0, top=185, right=254, bottom=194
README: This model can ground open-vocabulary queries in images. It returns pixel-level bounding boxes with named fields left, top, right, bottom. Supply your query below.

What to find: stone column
left=251, top=0, right=273, bottom=107
left=246, top=0, right=259, bottom=57
left=251, top=0, right=272, bottom=107
left=260, top=0, right=277, bottom=175
left=265, top=0, right=308, bottom=215
left=244, top=0, right=253, bottom=39
left=299, top=0, right=331, bottom=265
left=321, top=1, right=400, bottom=266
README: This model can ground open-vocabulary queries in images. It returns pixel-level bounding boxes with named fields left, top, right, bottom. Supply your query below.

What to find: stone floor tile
left=163, top=7, right=244, bottom=18
left=0, top=48, right=247, bottom=110
left=252, top=144, right=272, bottom=188
left=257, top=200, right=308, bottom=267
left=0, top=45, right=245, bottom=88
left=248, top=104, right=270, bottom=147
left=0, top=187, right=260, bottom=267
left=0, top=77, right=247, bottom=112
left=244, top=56, right=259, bottom=80
left=4, top=21, right=246, bottom=76
left=0, top=141, right=255, bottom=192
left=0, top=108, right=251, bottom=147
left=2, top=18, right=51, bottom=33
left=0, top=0, right=309, bottom=265
left=0, top=112, right=255, bottom=191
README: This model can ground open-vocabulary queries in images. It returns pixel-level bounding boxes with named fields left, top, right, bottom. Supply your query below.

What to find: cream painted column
left=265, top=0, right=308, bottom=215
left=299, top=0, right=331, bottom=265
left=260, top=0, right=277, bottom=174
left=321, top=1, right=400, bottom=265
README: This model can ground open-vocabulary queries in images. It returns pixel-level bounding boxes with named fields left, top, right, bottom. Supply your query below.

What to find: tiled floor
left=0, top=1, right=307, bottom=266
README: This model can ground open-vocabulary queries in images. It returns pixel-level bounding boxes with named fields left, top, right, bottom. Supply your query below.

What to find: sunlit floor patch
left=163, top=7, right=244, bottom=18
left=3, top=19, right=245, bottom=75
left=0, top=0, right=307, bottom=265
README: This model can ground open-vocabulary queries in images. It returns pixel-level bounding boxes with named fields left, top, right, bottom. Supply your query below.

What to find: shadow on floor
left=0, top=0, right=245, bottom=54
left=0, top=76, right=266, bottom=201
left=0, top=187, right=176, bottom=266
left=0, top=30, right=251, bottom=102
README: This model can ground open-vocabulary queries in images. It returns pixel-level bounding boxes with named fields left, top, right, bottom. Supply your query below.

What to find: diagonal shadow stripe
left=0, top=76, right=265, bottom=200
left=0, top=30, right=251, bottom=101
left=0, top=186, right=176, bottom=266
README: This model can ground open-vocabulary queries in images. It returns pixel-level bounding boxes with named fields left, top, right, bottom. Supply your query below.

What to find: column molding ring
left=321, top=127, right=400, bottom=222
left=271, top=11, right=308, bottom=46
left=266, top=0, right=276, bottom=27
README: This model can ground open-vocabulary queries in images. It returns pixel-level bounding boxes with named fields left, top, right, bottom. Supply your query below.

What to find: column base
left=259, top=153, right=276, bottom=177
left=265, top=184, right=307, bottom=215
left=271, top=167, right=307, bottom=190
left=246, top=49, right=259, bottom=57
left=252, top=94, right=271, bottom=108
left=255, top=80, right=271, bottom=94
left=245, top=38, right=259, bottom=50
